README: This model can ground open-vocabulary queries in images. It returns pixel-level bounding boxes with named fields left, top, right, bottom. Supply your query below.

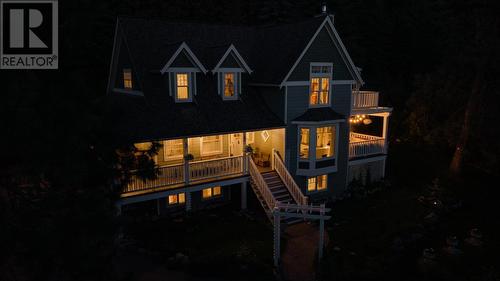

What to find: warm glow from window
left=164, top=139, right=184, bottom=160
left=307, top=177, right=316, bottom=191
left=224, top=73, right=235, bottom=97
left=202, top=188, right=212, bottom=198
left=316, top=126, right=335, bottom=159
left=134, top=142, right=151, bottom=151
left=202, top=187, right=221, bottom=199
left=310, top=77, right=329, bottom=105
left=123, top=69, right=132, bottom=89
left=261, top=130, right=270, bottom=142
left=246, top=132, right=255, bottom=144
left=213, top=186, right=221, bottom=196
left=176, top=73, right=189, bottom=100
left=308, top=175, right=328, bottom=192
left=300, top=128, right=310, bottom=159
left=168, top=193, right=185, bottom=205
left=201, top=135, right=223, bottom=156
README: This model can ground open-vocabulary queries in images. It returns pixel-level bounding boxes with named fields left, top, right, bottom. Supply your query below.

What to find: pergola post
left=273, top=208, right=281, bottom=267
left=318, top=204, right=325, bottom=260
left=241, top=181, right=247, bottom=210
left=183, top=138, right=189, bottom=185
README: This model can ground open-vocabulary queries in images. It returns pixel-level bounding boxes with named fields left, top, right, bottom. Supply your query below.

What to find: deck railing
left=189, top=156, right=244, bottom=182
left=272, top=150, right=308, bottom=206
left=349, top=133, right=386, bottom=158
left=249, top=157, right=277, bottom=210
left=353, top=91, right=379, bottom=108
left=124, top=155, right=245, bottom=193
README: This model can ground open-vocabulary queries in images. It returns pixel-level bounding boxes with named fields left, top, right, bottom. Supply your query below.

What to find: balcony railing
left=349, top=133, right=386, bottom=158
left=124, top=155, right=246, bottom=194
left=353, top=91, right=379, bottom=108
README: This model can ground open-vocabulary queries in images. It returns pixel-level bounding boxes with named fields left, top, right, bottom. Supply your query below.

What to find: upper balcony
left=352, top=90, right=392, bottom=115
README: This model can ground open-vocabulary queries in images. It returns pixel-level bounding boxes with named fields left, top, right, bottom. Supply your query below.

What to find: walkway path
left=282, top=222, right=329, bottom=281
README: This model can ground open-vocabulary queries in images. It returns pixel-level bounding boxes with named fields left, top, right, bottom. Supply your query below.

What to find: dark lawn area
left=321, top=143, right=500, bottom=281
left=118, top=206, right=276, bottom=281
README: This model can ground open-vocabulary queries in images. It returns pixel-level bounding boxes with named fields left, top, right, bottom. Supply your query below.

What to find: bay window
left=299, top=128, right=310, bottom=159
left=316, top=126, right=335, bottom=159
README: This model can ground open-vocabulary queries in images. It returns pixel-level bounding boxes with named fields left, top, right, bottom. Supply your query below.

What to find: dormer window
left=223, top=72, right=238, bottom=99
left=123, top=68, right=133, bottom=89
left=309, top=63, right=332, bottom=107
left=175, top=73, right=191, bottom=101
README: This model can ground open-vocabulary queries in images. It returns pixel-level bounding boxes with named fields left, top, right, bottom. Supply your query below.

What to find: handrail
left=272, top=150, right=308, bottom=206
left=248, top=157, right=277, bottom=210
left=350, top=132, right=383, bottom=142
left=353, top=91, right=379, bottom=108
left=349, top=138, right=386, bottom=158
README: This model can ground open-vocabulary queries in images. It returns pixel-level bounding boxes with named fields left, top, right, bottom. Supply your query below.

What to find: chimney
left=321, top=2, right=327, bottom=14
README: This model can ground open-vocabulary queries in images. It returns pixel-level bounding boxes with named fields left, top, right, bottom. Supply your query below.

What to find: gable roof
left=212, top=44, right=253, bottom=73
left=115, top=15, right=349, bottom=85
left=160, top=42, right=208, bottom=74
left=280, top=16, right=363, bottom=86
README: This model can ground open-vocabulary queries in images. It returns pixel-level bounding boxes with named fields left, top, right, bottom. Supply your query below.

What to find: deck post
left=382, top=114, right=389, bottom=153
left=273, top=208, right=281, bottom=267
left=271, top=148, right=276, bottom=170
left=242, top=133, right=248, bottom=174
left=318, top=203, right=325, bottom=260
left=183, top=138, right=189, bottom=185
left=241, top=181, right=247, bottom=210
left=185, top=192, right=192, bottom=211
left=115, top=202, right=122, bottom=216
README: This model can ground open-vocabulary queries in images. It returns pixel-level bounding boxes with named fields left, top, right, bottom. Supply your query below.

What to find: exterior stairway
left=251, top=170, right=303, bottom=225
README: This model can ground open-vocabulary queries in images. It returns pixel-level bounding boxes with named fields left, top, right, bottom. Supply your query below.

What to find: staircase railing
left=248, top=157, right=277, bottom=210
left=272, top=150, right=308, bottom=206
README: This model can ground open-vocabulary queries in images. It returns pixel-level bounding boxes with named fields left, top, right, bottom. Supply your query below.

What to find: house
left=108, top=13, right=392, bottom=218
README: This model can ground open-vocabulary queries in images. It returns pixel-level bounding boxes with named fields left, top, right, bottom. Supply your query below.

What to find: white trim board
left=160, top=42, right=208, bottom=74
left=348, top=155, right=387, bottom=166
left=212, top=44, right=253, bottom=74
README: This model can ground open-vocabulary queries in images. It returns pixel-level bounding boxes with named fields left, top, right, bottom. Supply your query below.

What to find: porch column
left=382, top=114, right=390, bottom=154
left=318, top=203, right=326, bottom=260
left=185, top=191, right=192, bottom=211
left=183, top=138, right=189, bottom=185
left=241, top=181, right=247, bottom=210
left=115, top=202, right=122, bottom=216
left=273, top=208, right=281, bottom=267
left=242, top=132, right=248, bottom=174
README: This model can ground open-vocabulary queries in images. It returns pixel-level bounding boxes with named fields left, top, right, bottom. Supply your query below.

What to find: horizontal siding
left=288, top=26, right=354, bottom=81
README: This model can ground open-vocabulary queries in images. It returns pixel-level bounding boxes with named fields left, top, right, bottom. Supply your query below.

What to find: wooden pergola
left=272, top=203, right=331, bottom=267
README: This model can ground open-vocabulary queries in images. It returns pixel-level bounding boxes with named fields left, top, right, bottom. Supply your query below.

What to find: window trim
left=309, top=62, right=333, bottom=108
left=163, top=139, right=184, bottom=161
left=123, top=68, right=133, bottom=89
left=297, top=123, right=339, bottom=171
left=218, top=69, right=241, bottom=100
left=200, top=135, right=224, bottom=157
left=174, top=72, right=193, bottom=102
left=168, top=193, right=186, bottom=206
left=307, top=174, right=328, bottom=193
left=202, top=186, right=222, bottom=200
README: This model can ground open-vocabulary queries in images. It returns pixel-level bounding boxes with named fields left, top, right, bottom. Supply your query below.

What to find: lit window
left=316, top=126, right=335, bottom=159
left=123, top=69, right=133, bottom=89
left=202, top=186, right=222, bottom=199
left=310, top=64, right=332, bottom=106
left=246, top=132, right=255, bottom=144
left=176, top=73, right=190, bottom=100
left=224, top=73, right=235, bottom=97
left=201, top=135, right=223, bottom=156
left=300, top=128, right=310, bottom=159
left=164, top=139, right=184, bottom=160
left=308, top=175, right=328, bottom=192
left=168, top=193, right=186, bottom=205
left=134, top=142, right=151, bottom=151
